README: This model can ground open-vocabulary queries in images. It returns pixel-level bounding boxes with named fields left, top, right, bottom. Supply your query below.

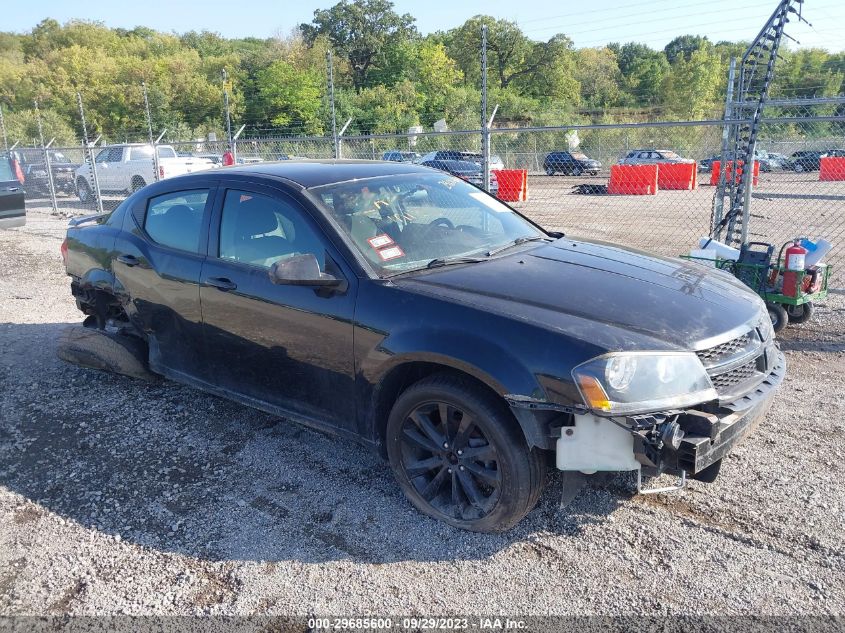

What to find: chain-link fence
left=11, top=108, right=845, bottom=283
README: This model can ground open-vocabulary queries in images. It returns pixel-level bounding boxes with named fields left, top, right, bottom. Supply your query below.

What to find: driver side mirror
left=268, top=253, right=344, bottom=290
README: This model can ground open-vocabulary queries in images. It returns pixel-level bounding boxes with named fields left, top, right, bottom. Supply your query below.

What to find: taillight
left=60, top=239, right=68, bottom=267
left=159, top=165, right=165, bottom=178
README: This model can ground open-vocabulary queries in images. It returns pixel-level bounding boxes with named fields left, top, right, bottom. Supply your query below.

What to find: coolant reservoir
left=556, top=414, right=641, bottom=474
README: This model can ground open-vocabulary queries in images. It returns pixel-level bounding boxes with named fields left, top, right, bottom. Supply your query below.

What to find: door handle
left=207, top=276, right=237, bottom=291
left=2, top=186, right=20, bottom=192
left=117, top=254, right=139, bottom=267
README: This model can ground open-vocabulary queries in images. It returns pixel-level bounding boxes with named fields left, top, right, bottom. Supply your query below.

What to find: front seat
left=231, top=198, right=291, bottom=267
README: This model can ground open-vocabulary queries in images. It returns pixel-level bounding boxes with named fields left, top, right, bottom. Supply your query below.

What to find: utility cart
left=682, top=245, right=831, bottom=332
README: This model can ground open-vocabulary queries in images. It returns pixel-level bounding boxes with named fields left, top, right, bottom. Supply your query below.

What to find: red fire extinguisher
left=782, top=239, right=807, bottom=298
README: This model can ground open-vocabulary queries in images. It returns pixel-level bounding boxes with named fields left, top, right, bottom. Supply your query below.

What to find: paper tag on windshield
left=469, top=191, right=508, bottom=212
left=377, top=246, right=405, bottom=261
left=367, top=234, right=394, bottom=249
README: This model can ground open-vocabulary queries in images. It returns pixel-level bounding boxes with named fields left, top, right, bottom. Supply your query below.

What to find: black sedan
left=62, top=160, right=784, bottom=532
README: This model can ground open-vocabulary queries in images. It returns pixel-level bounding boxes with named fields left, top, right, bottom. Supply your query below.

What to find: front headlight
left=572, top=352, right=717, bottom=415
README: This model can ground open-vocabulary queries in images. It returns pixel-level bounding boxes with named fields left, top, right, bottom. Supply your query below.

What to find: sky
left=5, top=0, right=844, bottom=51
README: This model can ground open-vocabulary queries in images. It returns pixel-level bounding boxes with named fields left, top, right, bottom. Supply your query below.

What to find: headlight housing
left=572, top=352, right=717, bottom=415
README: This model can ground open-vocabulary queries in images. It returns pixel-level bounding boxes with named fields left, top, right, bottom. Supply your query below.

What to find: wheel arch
left=368, top=355, right=550, bottom=457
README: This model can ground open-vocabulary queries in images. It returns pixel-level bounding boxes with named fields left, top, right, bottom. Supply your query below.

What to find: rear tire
left=786, top=301, right=813, bottom=324
left=767, top=302, right=789, bottom=333
left=57, top=324, right=157, bottom=381
left=385, top=374, right=546, bottom=533
left=545, top=166, right=555, bottom=176
left=77, top=179, right=92, bottom=204
left=130, top=177, right=146, bottom=193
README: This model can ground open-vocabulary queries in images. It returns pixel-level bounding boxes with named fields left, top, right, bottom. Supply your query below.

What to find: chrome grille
left=696, top=332, right=757, bottom=367
left=710, top=360, right=759, bottom=391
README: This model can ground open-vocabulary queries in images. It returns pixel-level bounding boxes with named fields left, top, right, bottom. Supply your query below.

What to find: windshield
left=310, top=172, right=545, bottom=275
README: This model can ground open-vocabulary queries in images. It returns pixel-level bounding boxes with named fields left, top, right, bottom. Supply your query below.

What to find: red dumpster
left=608, top=164, right=658, bottom=195
left=493, top=169, right=527, bottom=201
left=657, top=162, right=697, bottom=190
left=819, top=156, right=845, bottom=181
left=710, top=160, right=759, bottom=186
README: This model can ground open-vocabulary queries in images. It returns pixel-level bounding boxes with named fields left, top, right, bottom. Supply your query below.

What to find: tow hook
left=636, top=468, right=687, bottom=494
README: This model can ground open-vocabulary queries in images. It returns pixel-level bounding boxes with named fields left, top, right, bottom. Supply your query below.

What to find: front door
left=112, top=184, right=215, bottom=379
left=199, top=184, right=358, bottom=431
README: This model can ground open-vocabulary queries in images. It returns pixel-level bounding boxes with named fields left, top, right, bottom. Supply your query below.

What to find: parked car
left=382, top=150, right=421, bottom=163
left=12, top=148, right=80, bottom=197
left=418, top=151, right=505, bottom=171
left=543, top=151, right=601, bottom=176
left=62, top=160, right=784, bottom=532
left=619, top=149, right=695, bottom=165
left=236, top=155, right=265, bottom=164
left=421, top=159, right=499, bottom=196
left=698, top=150, right=780, bottom=173
left=786, top=150, right=827, bottom=172
left=193, top=153, right=224, bottom=166
left=0, top=152, right=26, bottom=228
left=74, top=145, right=214, bottom=203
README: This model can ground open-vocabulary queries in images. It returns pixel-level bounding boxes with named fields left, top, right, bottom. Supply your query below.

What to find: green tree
left=445, top=16, right=577, bottom=100
left=661, top=46, right=722, bottom=119
left=255, top=61, right=324, bottom=133
left=575, top=48, right=622, bottom=109
left=664, top=35, right=710, bottom=64
left=300, top=0, right=417, bottom=91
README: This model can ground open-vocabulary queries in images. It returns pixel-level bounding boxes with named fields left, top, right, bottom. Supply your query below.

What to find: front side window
left=144, top=189, right=209, bottom=253
left=218, top=189, right=326, bottom=269
left=311, top=172, right=543, bottom=275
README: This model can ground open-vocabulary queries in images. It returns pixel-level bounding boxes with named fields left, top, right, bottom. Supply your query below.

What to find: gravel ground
left=0, top=209, right=844, bottom=617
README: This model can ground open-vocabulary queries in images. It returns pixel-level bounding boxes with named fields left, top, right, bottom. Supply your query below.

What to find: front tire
left=767, top=302, right=789, bottom=333
left=386, top=374, right=546, bottom=533
left=545, top=166, right=555, bottom=176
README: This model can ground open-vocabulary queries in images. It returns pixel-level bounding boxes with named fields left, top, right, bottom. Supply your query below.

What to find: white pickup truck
left=74, top=145, right=215, bottom=203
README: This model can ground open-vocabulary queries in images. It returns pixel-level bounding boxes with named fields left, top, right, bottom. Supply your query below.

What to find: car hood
left=395, top=238, right=764, bottom=351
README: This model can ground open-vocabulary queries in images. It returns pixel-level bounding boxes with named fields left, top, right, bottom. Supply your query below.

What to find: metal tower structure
left=711, top=0, right=809, bottom=246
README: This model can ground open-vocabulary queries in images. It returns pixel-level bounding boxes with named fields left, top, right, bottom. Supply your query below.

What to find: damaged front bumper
left=508, top=349, right=785, bottom=482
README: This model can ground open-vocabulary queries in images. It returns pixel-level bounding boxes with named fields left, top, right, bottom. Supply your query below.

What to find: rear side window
left=144, top=189, right=209, bottom=253
left=129, top=146, right=154, bottom=161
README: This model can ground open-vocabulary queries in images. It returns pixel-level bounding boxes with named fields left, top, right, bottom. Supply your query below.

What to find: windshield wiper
left=485, top=236, right=547, bottom=257
left=425, top=256, right=487, bottom=269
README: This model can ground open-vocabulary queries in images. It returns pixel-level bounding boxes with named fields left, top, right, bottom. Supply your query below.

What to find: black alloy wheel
left=386, top=374, right=546, bottom=532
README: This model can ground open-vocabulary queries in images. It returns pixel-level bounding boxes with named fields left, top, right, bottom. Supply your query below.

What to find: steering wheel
left=429, top=217, right=455, bottom=229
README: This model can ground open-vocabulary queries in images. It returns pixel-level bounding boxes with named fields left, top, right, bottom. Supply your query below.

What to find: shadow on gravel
left=1, top=322, right=630, bottom=565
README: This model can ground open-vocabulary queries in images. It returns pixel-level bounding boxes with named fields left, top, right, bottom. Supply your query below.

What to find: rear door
left=0, top=154, right=25, bottom=228
left=112, top=180, right=217, bottom=380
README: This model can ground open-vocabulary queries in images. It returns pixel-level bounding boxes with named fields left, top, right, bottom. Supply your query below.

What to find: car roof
left=209, top=159, right=432, bottom=188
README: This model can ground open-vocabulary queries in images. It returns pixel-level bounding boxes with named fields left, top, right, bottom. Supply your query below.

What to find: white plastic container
left=697, top=237, right=740, bottom=261
left=688, top=248, right=717, bottom=267
left=556, top=414, right=640, bottom=474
